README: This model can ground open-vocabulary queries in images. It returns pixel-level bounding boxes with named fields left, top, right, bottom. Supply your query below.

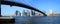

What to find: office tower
left=19, top=12, right=21, bottom=16
left=21, top=12, right=23, bottom=16
left=27, top=10, right=30, bottom=16
left=22, top=10, right=25, bottom=16
left=30, top=10, right=35, bottom=16
left=15, top=10, right=19, bottom=16
left=49, top=9, right=53, bottom=16
left=32, top=10, right=35, bottom=16
left=22, top=10, right=27, bottom=16
left=30, top=10, right=32, bottom=16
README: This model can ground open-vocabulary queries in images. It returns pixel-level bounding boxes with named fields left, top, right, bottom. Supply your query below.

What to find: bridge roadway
left=1, top=0, right=47, bottom=16
left=13, top=16, right=60, bottom=24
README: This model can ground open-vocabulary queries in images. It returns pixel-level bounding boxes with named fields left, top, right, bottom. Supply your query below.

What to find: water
left=13, top=16, right=60, bottom=24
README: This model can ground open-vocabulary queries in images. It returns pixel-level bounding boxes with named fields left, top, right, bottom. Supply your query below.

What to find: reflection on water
left=1, top=16, right=60, bottom=24
left=13, top=16, right=60, bottom=24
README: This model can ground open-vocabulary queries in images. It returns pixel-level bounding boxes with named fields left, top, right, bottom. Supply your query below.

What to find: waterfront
left=1, top=0, right=60, bottom=24
left=13, top=16, right=60, bottom=24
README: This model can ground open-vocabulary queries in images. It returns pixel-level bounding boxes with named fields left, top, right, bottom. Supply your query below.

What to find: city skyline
left=1, top=0, right=60, bottom=16
left=1, top=9, right=60, bottom=16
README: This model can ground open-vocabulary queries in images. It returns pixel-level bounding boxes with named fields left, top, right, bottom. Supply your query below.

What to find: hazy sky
left=1, top=0, right=60, bottom=16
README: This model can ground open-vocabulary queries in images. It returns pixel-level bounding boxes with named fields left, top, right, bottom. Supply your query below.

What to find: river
left=12, top=16, right=60, bottom=24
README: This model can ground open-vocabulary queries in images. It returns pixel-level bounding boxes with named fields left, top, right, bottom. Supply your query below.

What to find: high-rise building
left=27, top=10, right=30, bottom=16
left=30, top=10, right=35, bottom=16
left=19, top=12, right=21, bottom=16
left=30, top=10, right=32, bottom=16
left=49, top=9, right=53, bottom=16
left=49, top=9, right=60, bottom=16
left=22, top=10, right=27, bottom=16
left=31, top=10, right=35, bottom=16
left=22, top=10, right=25, bottom=16
left=15, top=10, right=19, bottom=16
left=21, top=12, right=23, bottom=16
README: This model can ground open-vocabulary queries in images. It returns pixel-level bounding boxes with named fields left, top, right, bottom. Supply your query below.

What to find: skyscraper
left=19, top=12, right=21, bottom=16
left=27, top=10, right=30, bottom=16
left=32, top=10, right=35, bottom=16
left=30, top=10, right=32, bottom=16
left=49, top=9, right=53, bottom=16
left=22, top=10, right=25, bottom=16
left=22, top=10, right=27, bottom=16
left=21, top=12, right=23, bottom=16
left=30, top=10, right=35, bottom=16
left=15, top=10, right=19, bottom=16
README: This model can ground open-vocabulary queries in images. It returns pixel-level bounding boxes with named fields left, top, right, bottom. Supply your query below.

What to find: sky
left=1, top=0, right=60, bottom=16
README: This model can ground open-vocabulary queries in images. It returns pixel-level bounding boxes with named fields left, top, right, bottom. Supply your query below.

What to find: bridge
left=1, top=0, right=60, bottom=24
left=1, top=0, right=47, bottom=16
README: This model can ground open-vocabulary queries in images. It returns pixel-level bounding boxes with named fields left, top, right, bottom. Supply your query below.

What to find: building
left=21, top=12, right=23, bottom=16
left=19, top=12, right=21, bottom=16
left=22, top=10, right=28, bottom=16
left=15, top=10, right=19, bottom=16
left=53, top=12, right=60, bottom=16
left=49, top=9, right=53, bottom=16
left=49, top=9, right=60, bottom=16
left=31, top=10, right=35, bottom=16
left=30, top=10, right=32, bottom=16
left=30, top=10, right=35, bottom=16
left=27, top=10, right=30, bottom=16
left=22, top=10, right=25, bottom=16
left=35, top=12, right=44, bottom=16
